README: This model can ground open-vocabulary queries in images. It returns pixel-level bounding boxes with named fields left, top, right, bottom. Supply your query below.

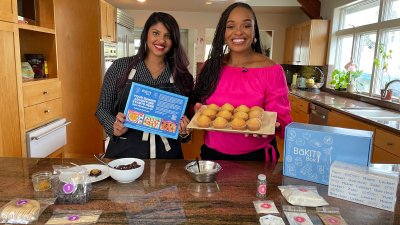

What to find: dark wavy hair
left=193, top=2, right=262, bottom=103
left=118, top=12, right=193, bottom=96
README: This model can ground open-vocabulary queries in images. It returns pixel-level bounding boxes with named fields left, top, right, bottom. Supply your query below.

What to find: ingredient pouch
left=316, top=207, right=348, bottom=225
left=278, top=185, right=328, bottom=207
left=0, top=198, right=55, bottom=224
left=52, top=166, right=92, bottom=204
left=45, top=209, right=102, bottom=225
left=283, top=205, right=314, bottom=225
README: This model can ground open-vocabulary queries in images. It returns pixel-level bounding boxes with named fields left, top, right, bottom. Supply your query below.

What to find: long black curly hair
left=193, top=2, right=263, bottom=104
left=118, top=12, right=193, bottom=96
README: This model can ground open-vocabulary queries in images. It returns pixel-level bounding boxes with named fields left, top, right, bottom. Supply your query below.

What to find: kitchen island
left=0, top=157, right=398, bottom=224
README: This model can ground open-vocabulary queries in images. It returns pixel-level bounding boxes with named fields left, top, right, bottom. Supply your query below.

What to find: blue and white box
left=283, top=122, right=373, bottom=185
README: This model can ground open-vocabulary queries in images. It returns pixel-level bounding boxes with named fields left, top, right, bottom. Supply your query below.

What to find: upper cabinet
left=100, top=0, right=116, bottom=42
left=284, top=19, right=329, bottom=66
left=0, top=0, right=17, bottom=23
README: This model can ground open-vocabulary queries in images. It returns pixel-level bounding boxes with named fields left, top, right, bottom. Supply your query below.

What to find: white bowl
left=108, top=158, right=145, bottom=183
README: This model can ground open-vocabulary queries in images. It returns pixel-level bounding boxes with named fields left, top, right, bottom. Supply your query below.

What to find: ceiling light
left=205, top=1, right=212, bottom=5
left=137, top=0, right=146, bottom=2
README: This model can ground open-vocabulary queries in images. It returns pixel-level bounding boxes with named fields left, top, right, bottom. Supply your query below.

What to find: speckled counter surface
left=290, top=89, right=400, bottom=133
left=0, top=158, right=398, bottom=224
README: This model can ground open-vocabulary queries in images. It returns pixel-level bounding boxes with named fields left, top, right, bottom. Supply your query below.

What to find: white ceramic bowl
left=108, top=158, right=145, bottom=183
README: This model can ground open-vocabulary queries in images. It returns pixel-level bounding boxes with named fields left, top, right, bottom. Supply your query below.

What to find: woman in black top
left=96, top=12, right=194, bottom=159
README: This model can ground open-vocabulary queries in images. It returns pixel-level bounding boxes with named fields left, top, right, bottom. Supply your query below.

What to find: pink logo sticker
left=16, top=199, right=28, bottom=206
left=258, top=185, right=267, bottom=194
left=298, top=188, right=308, bottom=192
left=63, top=183, right=75, bottom=194
left=261, top=203, right=271, bottom=208
left=294, top=216, right=306, bottom=223
left=327, top=217, right=339, bottom=224
left=68, top=215, right=80, bottom=221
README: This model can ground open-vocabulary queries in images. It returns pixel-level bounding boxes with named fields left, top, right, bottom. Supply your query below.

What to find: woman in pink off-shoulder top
left=192, top=2, right=292, bottom=162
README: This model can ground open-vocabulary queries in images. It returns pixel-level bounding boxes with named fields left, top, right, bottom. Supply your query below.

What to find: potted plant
left=329, top=61, right=362, bottom=92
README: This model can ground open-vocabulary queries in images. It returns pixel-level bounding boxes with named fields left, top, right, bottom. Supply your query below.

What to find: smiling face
left=224, top=6, right=255, bottom=53
left=146, top=22, right=172, bottom=58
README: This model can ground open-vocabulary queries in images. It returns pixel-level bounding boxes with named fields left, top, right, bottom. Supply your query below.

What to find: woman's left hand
left=178, top=115, right=191, bottom=135
left=244, top=122, right=281, bottom=138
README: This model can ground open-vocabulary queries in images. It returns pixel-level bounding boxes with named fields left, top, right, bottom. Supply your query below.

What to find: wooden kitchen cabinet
left=100, top=0, right=116, bottom=42
left=0, top=21, right=24, bottom=157
left=289, top=94, right=310, bottom=123
left=0, top=0, right=17, bottom=23
left=284, top=19, right=329, bottom=66
left=373, top=128, right=400, bottom=163
left=327, top=111, right=375, bottom=131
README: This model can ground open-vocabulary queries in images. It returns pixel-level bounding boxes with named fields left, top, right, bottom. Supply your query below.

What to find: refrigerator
left=116, top=9, right=135, bottom=58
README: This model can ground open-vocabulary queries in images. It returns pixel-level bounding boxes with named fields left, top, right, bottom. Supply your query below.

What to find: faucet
left=381, top=79, right=400, bottom=99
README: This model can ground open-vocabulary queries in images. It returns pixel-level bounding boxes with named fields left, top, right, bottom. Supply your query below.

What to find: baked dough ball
left=235, top=104, right=250, bottom=113
left=249, top=109, right=263, bottom=119
left=206, top=103, right=219, bottom=111
left=247, top=118, right=262, bottom=131
left=220, top=103, right=234, bottom=112
left=217, top=110, right=232, bottom=120
left=230, top=117, right=246, bottom=130
left=213, top=117, right=228, bottom=129
left=250, top=105, right=264, bottom=112
left=196, top=115, right=211, bottom=128
left=233, top=111, right=249, bottom=121
left=201, top=108, right=217, bottom=120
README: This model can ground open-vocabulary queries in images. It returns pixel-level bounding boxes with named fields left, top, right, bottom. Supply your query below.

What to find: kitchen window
left=330, top=0, right=400, bottom=101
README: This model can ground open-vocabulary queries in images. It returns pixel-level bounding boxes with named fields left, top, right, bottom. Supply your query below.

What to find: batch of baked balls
left=196, top=103, right=264, bottom=131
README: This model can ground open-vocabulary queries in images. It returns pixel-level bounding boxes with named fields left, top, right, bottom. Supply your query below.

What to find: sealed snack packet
left=283, top=205, right=314, bottom=225
left=259, top=215, right=285, bottom=225
left=0, top=198, right=55, bottom=224
left=45, top=210, right=102, bottom=225
left=316, top=207, right=348, bottom=225
left=253, top=200, right=279, bottom=214
left=278, top=185, right=328, bottom=207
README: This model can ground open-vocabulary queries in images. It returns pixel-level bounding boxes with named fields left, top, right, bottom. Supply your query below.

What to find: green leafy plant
left=374, top=44, right=392, bottom=84
left=329, top=69, right=349, bottom=90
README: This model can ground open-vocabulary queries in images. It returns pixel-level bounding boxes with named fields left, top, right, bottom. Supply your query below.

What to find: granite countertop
left=0, top=158, right=398, bottom=224
left=290, top=89, right=400, bottom=134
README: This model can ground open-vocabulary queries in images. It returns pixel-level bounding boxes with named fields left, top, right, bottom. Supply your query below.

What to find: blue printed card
left=123, top=82, right=188, bottom=139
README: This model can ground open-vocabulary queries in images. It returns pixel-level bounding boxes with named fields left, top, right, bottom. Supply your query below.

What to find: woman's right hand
left=194, top=103, right=203, bottom=114
left=113, top=112, right=128, bottom=136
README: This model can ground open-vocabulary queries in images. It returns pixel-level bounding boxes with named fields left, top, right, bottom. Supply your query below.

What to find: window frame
left=329, top=0, right=400, bottom=102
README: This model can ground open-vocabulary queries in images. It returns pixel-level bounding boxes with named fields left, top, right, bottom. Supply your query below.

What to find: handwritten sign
left=328, top=161, right=398, bottom=212
left=123, top=83, right=188, bottom=139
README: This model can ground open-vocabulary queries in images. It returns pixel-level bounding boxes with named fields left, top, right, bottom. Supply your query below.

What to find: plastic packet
left=278, top=185, right=328, bottom=207
left=253, top=200, right=279, bottom=214
left=283, top=205, right=314, bottom=225
left=0, top=198, right=55, bottom=224
left=45, top=209, right=102, bottom=225
left=259, top=215, right=285, bottom=225
left=316, top=207, right=348, bottom=225
left=52, top=166, right=92, bottom=204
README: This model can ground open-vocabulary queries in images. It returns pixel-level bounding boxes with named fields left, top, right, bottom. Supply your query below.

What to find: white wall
left=126, top=10, right=308, bottom=64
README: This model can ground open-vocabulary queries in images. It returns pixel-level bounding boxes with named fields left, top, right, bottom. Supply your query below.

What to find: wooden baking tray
left=187, top=108, right=277, bottom=135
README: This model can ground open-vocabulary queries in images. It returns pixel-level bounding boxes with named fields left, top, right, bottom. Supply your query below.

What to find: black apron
left=105, top=70, right=184, bottom=159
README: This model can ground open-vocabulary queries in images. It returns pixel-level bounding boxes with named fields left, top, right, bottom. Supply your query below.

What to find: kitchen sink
left=343, top=108, right=400, bottom=121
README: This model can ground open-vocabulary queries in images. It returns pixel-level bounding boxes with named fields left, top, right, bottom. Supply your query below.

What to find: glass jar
left=32, top=171, right=52, bottom=191
left=256, top=174, right=267, bottom=198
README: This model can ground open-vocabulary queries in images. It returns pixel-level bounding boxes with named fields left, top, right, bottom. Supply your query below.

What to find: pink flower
left=344, top=61, right=357, bottom=72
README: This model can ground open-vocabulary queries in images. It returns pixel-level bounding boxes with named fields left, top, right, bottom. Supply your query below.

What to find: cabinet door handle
left=43, top=91, right=48, bottom=95
left=387, top=143, right=394, bottom=146
left=44, top=109, right=51, bottom=113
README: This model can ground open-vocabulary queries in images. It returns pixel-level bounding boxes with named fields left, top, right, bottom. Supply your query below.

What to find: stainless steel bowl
left=185, top=160, right=222, bottom=183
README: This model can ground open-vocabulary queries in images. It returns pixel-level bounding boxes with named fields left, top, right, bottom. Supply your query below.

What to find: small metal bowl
left=185, top=160, right=222, bottom=183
